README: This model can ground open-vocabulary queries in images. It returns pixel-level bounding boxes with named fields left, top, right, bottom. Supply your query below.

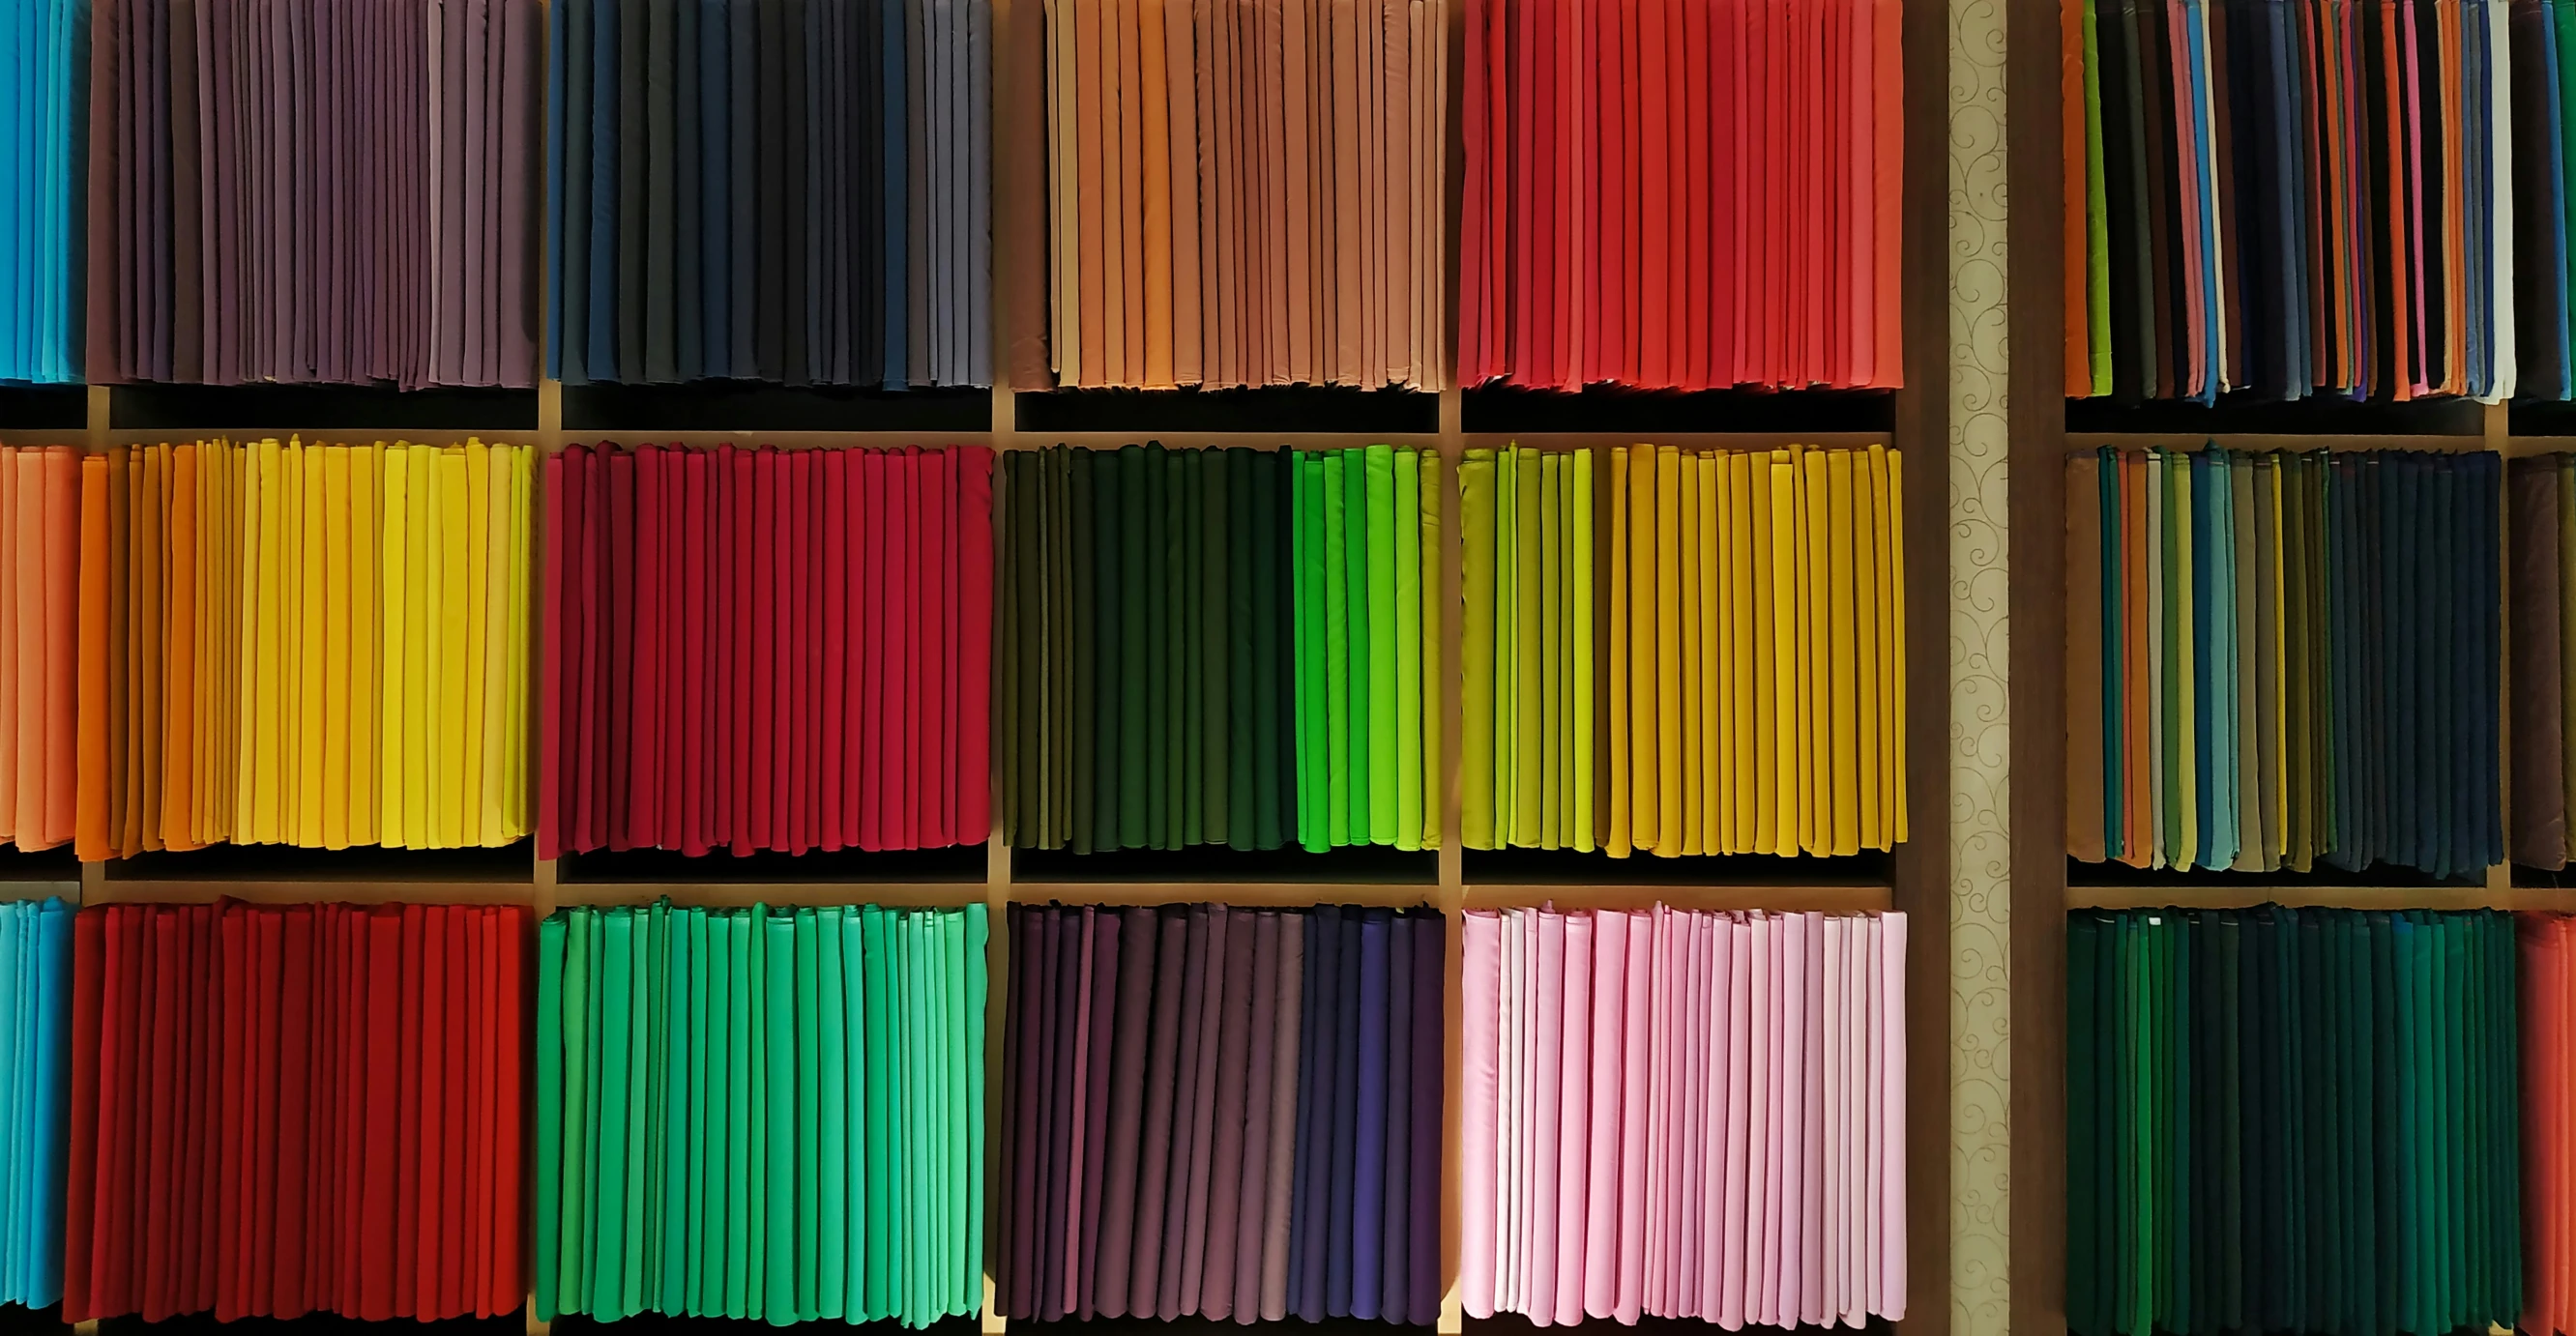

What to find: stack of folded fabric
left=0, top=0, right=85, bottom=384
left=0, top=447, right=79, bottom=853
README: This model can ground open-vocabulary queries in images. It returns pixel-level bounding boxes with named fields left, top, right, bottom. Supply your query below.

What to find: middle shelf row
left=0, top=437, right=1915, bottom=871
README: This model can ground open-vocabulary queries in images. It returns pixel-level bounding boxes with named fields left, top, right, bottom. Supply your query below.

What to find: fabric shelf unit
left=545, top=0, right=990, bottom=388
left=85, top=0, right=541, bottom=387
left=0, top=447, right=80, bottom=854
left=1462, top=444, right=1908, bottom=857
left=2060, top=0, right=2514, bottom=403
left=0, top=898, right=69, bottom=1312
left=2509, top=454, right=2576, bottom=869
left=1003, top=444, right=1442, bottom=855
left=534, top=902, right=988, bottom=1329
left=995, top=902, right=1444, bottom=1324
left=62, top=900, right=529, bottom=1323
left=2064, top=447, right=2502, bottom=880
left=1458, top=906, right=1909, bottom=1328
left=0, top=0, right=86, bottom=384
left=72, top=439, right=537, bottom=861
left=2065, top=907, right=2523, bottom=1336
left=540, top=443, right=994, bottom=858
left=1459, top=0, right=1901, bottom=392
left=1039, top=0, right=1449, bottom=391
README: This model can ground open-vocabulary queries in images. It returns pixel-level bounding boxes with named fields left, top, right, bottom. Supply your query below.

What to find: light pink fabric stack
left=1459, top=907, right=1906, bottom=1329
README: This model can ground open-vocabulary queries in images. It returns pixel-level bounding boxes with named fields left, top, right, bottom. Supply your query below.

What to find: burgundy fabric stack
left=85, top=0, right=541, bottom=387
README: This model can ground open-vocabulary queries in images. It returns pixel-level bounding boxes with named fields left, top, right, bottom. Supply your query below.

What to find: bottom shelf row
left=0, top=897, right=1914, bottom=1332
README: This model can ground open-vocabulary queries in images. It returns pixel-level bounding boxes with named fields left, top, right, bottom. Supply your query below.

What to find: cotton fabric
left=0, top=897, right=70, bottom=1310
left=533, top=901, right=986, bottom=1328
left=0, top=447, right=80, bottom=853
left=2064, top=447, right=2502, bottom=879
left=72, top=440, right=537, bottom=860
left=61, top=900, right=528, bottom=1322
left=0, top=0, right=86, bottom=383
left=539, top=443, right=994, bottom=858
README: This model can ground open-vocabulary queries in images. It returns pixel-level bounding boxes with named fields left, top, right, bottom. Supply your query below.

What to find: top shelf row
left=0, top=0, right=1910, bottom=397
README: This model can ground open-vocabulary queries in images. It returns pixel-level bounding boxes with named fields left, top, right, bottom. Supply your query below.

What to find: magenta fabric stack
left=1458, top=906, right=1908, bottom=1328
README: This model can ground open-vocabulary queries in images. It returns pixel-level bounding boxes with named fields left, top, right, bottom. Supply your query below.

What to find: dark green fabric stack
left=2066, top=907, right=2521, bottom=1336
left=534, top=902, right=987, bottom=1328
left=997, top=444, right=1300, bottom=853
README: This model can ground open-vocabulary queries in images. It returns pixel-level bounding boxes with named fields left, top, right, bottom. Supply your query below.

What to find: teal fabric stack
left=534, top=901, right=988, bottom=1328
left=0, top=897, right=67, bottom=1309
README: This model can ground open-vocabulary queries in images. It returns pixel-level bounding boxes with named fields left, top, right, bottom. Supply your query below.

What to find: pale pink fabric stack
left=1459, top=906, right=1907, bottom=1329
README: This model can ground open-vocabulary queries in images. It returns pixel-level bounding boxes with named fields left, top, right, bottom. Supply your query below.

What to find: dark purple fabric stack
left=997, top=903, right=1445, bottom=1325
left=84, top=0, right=541, bottom=388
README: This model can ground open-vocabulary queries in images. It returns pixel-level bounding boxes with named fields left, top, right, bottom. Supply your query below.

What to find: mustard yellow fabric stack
left=1461, top=443, right=1906, bottom=857
left=73, top=439, right=534, bottom=859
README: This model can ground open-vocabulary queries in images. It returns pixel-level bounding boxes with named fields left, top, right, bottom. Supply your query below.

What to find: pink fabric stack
left=1458, top=906, right=1907, bottom=1329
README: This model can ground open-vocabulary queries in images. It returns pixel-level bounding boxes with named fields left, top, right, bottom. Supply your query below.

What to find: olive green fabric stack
left=2065, top=907, right=2521, bottom=1336
left=534, top=902, right=988, bottom=1328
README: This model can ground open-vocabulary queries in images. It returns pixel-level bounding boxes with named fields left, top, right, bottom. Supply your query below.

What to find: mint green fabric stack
left=534, top=902, right=988, bottom=1328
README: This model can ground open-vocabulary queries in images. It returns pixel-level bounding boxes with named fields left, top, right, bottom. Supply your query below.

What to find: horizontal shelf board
left=109, top=383, right=541, bottom=432
left=1461, top=385, right=1893, bottom=435
left=2067, top=431, right=2500, bottom=452
left=563, top=382, right=991, bottom=433
left=2067, top=855, right=2479, bottom=892
left=1012, top=843, right=1438, bottom=886
left=1463, top=884, right=1893, bottom=913
left=552, top=882, right=990, bottom=910
left=1462, top=846, right=1891, bottom=887
left=556, top=843, right=985, bottom=886
left=88, top=880, right=537, bottom=905
left=2064, top=393, right=2485, bottom=437
left=1008, top=882, right=1438, bottom=909
left=106, top=840, right=537, bottom=885
left=0, top=385, right=86, bottom=430
left=1017, top=386, right=1438, bottom=435
left=2067, top=886, right=2551, bottom=912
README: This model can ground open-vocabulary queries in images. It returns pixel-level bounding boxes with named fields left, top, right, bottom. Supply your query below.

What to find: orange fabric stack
left=0, top=446, right=79, bottom=854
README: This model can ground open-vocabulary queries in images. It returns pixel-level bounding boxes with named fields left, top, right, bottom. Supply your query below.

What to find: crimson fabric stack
left=62, top=901, right=528, bottom=1322
left=540, top=443, right=996, bottom=857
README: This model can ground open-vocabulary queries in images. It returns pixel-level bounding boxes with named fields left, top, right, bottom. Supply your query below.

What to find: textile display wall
left=535, top=902, right=988, bottom=1328
left=1288, top=446, right=1441, bottom=854
left=2510, top=455, right=2576, bottom=868
left=0, top=447, right=79, bottom=854
left=2060, top=0, right=2514, bottom=403
left=62, top=900, right=529, bottom=1322
left=2063, top=448, right=2503, bottom=880
left=540, top=444, right=994, bottom=859
left=0, top=0, right=85, bottom=384
left=0, top=898, right=70, bottom=1311
left=1458, top=0, right=1901, bottom=392
left=1458, top=907, right=1909, bottom=1328
left=996, top=903, right=1444, bottom=1324
left=1461, top=444, right=1909, bottom=857
left=73, top=440, right=536, bottom=861
left=85, top=0, right=540, bottom=387
left=1039, top=0, right=1449, bottom=391
left=2065, top=907, right=2522, bottom=1336
left=545, top=0, right=990, bottom=388
left=999, top=444, right=1377, bottom=856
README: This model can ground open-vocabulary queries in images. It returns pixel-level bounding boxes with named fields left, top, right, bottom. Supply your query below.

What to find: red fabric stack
left=540, top=443, right=997, bottom=858
left=62, top=901, right=527, bottom=1322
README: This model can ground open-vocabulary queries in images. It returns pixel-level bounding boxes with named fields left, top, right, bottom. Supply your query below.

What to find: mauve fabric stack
left=997, top=902, right=1444, bottom=1324
left=85, top=0, right=541, bottom=387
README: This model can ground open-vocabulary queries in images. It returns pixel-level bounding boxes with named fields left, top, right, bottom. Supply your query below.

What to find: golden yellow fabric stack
left=1461, top=443, right=1906, bottom=857
left=73, top=439, right=534, bottom=859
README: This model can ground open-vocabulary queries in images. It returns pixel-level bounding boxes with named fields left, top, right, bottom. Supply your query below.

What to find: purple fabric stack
left=997, top=902, right=1444, bottom=1324
left=84, top=0, right=541, bottom=388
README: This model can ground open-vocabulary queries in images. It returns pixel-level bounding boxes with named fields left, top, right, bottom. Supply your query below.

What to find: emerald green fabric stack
left=1288, top=445, right=1442, bottom=854
left=534, top=902, right=988, bottom=1328
left=2065, top=907, right=2521, bottom=1336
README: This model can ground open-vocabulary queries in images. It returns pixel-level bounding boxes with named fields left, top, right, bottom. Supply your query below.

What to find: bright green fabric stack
left=1288, top=445, right=1442, bottom=853
left=535, top=902, right=988, bottom=1328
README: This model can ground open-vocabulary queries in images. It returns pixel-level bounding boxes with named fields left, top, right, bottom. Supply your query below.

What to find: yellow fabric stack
left=1461, top=443, right=1906, bottom=857
left=74, top=439, right=534, bottom=859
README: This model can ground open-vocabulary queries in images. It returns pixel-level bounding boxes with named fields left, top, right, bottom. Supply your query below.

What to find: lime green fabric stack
left=1288, top=445, right=1442, bottom=853
left=534, top=902, right=988, bottom=1328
